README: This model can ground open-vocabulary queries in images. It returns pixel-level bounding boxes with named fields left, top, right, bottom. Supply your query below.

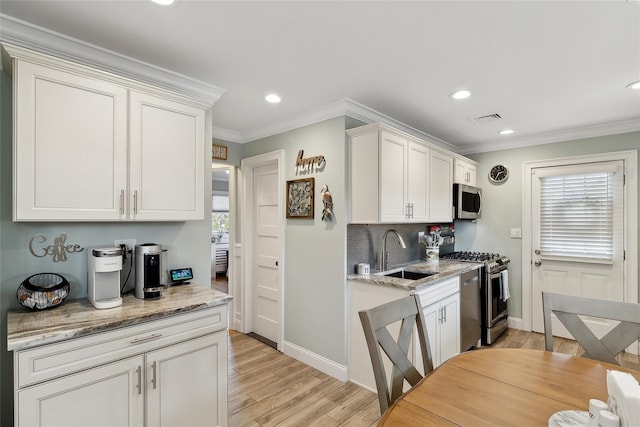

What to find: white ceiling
left=1, top=0, right=639, bottom=154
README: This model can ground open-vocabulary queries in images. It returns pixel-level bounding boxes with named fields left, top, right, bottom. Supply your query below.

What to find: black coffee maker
left=135, top=243, right=164, bottom=299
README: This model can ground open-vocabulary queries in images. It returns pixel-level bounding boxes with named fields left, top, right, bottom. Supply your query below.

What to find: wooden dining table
left=378, top=348, right=640, bottom=426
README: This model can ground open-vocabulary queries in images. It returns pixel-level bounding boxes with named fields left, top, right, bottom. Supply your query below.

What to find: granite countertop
left=7, top=284, right=232, bottom=351
left=347, top=259, right=483, bottom=291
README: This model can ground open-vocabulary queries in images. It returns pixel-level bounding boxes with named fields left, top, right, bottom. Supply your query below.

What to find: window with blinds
left=539, top=171, right=614, bottom=262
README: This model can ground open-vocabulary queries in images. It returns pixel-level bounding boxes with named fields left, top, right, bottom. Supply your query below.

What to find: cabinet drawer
left=414, top=277, right=460, bottom=308
left=16, top=305, right=227, bottom=388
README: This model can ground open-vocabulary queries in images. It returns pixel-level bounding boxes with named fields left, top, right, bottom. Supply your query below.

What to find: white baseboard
left=507, top=316, right=524, bottom=331
left=282, top=340, right=348, bottom=382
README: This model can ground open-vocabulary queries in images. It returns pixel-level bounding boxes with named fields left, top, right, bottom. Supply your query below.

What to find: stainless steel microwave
left=453, top=184, right=482, bottom=220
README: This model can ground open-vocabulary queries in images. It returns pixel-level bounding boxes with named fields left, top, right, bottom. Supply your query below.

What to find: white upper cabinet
left=379, top=131, right=409, bottom=222
left=429, top=150, right=454, bottom=223
left=129, top=91, right=204, bottom=221
left=454, top=158, right=477, bottom=186
left=348, top=123, right=461, bottom=224
left=12, top=60, right=129, bottom=221
left=5, top=44, right=208, bottom=222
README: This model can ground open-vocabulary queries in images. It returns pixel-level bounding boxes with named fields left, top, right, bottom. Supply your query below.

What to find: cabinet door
left=439, top=293, right=460, bottom=364
left=465, top=163, right=477, bottom=186
left=17, top=356, right=144, bottom=427
left=429, top=151, right=454, bottom=222
left=379, top=132, right=408, bottom=222
left=454, top=159, right=477, bottom=186
left=422, top=302, right=441, bottom=367
left=129, top=91, right=205, bottom=221
left=13, top=60, right=128, bottom=221
left=146, top=332, right=228, bottom=427
left=407, top=142, right=430, bottom=222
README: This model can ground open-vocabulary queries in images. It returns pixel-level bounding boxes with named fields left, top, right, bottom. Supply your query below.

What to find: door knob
left=534, top=260, right=542, bottom=266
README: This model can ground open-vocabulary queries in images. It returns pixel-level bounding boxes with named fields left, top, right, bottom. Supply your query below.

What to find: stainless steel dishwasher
left=460, top=269, right=481, bottom=351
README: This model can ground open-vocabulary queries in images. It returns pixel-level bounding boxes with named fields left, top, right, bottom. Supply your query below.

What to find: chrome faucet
left=380, top=229, right=407, bottom=271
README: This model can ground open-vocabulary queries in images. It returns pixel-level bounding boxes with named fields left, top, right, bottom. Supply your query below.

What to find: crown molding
left=212, top=127, right=243, bottom=144
left=457, top=118, right=640, bottom=155
left=0, top=14, right=225, bottom=105
left=214, top=97, right=458, bottom=151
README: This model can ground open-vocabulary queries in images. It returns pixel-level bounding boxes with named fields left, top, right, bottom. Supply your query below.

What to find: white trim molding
left=0, top=14, right=225, bottom=105
left=283, top=340, right=348, bottom=382
left=213, top=97, right=457, bottom=152
left=240, top=150, right=285, bottom=351
left=522, top=150, right=638, bottom=335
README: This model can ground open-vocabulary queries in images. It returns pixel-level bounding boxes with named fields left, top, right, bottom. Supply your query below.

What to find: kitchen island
left=7, top=285, right=231, bottom=427
left=348, top=260, right=482, bottom=392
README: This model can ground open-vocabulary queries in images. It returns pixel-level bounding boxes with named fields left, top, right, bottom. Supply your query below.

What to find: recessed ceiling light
left=450, top=89, right=472, bottom=100
left=265, top=94, right=282, bottom=103
left=150, top=0, right=175, bottom=5
left=499, top=129, right=515, bottom=135
left=626, top=81, right=640, bottom=90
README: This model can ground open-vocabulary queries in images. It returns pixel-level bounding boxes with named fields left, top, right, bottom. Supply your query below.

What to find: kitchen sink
left=382, top=269, right=435, bottom=280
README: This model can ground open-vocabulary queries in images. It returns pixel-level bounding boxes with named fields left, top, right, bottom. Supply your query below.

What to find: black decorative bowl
left=17, top=273, right=70, bottom=310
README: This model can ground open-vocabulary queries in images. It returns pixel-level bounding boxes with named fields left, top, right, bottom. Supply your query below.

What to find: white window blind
left=539, top=171, right=614, bottom=261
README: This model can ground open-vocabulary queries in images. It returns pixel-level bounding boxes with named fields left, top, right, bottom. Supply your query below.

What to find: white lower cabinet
left=147, top=333, right=226, bottom=427
left=18, top=356, right=145, bottom=426
left=421, top=292, right=460, bottom=368
left=348, top=277, right=461, bottom=392
left=14, top=308, right=228, bottom=427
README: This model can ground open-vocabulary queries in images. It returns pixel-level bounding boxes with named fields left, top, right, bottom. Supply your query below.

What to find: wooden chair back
left=359, top=294, right=433, bottom=414
left=542, top=291, right=640, bottom=365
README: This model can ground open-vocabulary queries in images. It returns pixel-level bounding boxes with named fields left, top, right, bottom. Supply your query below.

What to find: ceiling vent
left=474, top=113, right=502, bottom=123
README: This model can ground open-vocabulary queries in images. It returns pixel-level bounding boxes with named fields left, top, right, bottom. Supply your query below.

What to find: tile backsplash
left=347, top=223, right=453, bottom=273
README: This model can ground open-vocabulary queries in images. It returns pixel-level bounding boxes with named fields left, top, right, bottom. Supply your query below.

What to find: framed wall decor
left=212, top=143, right=228, bottom=160
left=286, top=177, right=314, bottom=219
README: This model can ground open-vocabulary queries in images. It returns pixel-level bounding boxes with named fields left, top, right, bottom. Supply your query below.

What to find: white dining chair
left=359, top=294, right=434, bottom=414
left=542, top=291, right=640, bottom=365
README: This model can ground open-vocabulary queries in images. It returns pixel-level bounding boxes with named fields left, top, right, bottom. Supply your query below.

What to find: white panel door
left=13, top=60, right=128, bottom=220
left=17, top=356, right=144, bottom=427
left=146, top=332, right=227, bottom=427
left=379, top=131, right=408, bottom=222
left=129, top=91, right=205, bottom=221
left=252, top=163, right=281, bottom=343
left=531, top=161, right=625, bottom=337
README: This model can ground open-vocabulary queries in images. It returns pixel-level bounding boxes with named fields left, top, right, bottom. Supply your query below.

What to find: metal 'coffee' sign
left=29, top=233, right=84, bottom=262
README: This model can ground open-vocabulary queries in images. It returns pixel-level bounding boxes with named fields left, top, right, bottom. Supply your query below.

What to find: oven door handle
left=490, top=271, right=503, bottom=280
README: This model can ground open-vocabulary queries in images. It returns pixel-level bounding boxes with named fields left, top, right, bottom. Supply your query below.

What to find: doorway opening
left=211, top=165, right=231, bottom=294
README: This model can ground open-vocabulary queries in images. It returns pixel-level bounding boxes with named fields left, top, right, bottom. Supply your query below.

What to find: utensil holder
left=426, top=247, right=439, bottom=263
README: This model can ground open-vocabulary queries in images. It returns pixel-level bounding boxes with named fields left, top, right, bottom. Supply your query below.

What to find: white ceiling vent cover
left=474, top=113, right=502, bottom=123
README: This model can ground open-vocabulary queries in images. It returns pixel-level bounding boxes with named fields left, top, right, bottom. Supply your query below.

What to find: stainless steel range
left=441, top=251, right=511, bottom=345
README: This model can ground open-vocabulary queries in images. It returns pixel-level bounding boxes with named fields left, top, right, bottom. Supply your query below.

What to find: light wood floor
left=227, top=328, right=640, bottom=426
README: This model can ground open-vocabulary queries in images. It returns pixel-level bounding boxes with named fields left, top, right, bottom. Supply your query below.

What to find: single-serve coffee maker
left=88, top=247, right=123, bottom=309
left=135, top=243, right=164, bottom=299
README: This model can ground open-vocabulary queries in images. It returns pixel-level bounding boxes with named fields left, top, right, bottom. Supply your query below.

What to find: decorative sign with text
left=296, top=149, right=326, bottom=172
left=29, top=233, right=85, bottom=263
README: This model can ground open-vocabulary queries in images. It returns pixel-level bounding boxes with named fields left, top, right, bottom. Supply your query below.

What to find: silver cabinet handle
left=120, top=190, right=125, bottom=215
left=136, top=366, right=142, bottom=395
left=133, top=190, right=138, bottom=215
left=443, top=306, right=447, bottom=323
left=151, top=361, right=157, bottom=389
left=130, top=333, right=163, bottom=345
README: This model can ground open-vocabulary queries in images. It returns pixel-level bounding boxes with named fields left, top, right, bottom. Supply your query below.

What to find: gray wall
left=241, top=116, right=351, bottom=364
left=0, top=72, right=215, bottom=425
left=456, top=131, right=640, bottom=320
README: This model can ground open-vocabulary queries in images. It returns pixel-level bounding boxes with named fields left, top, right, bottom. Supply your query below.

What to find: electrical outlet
left=418, top=231, right=425, bottom=243
left=114, top=239, right=136, bottom=251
